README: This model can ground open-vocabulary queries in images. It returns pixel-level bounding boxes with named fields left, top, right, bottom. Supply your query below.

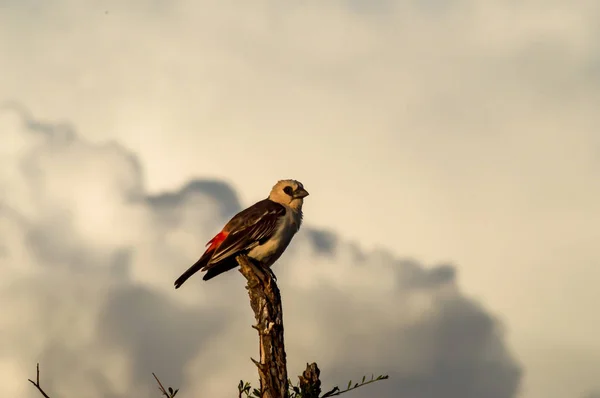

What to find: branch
left=152, top=373, right=179, bottom=398
left=237, top=255, right=289, bottom=398
left=320, top=374, right=389, bottom=397
left=29, top=365, right=180, bottom=398
left=28, top=363, right=52, bottom=398
left=298, top=363, right=321, bottom=398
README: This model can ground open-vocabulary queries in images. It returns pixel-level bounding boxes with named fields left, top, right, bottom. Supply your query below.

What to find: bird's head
left=268, top=179, right=309, bottom=210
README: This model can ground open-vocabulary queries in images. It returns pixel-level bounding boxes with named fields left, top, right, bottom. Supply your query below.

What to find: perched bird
left=174, top=179, right=309, bottom=288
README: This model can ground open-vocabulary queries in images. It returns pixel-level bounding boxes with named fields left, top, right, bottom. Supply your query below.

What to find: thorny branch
left=237, top=254, right=289, bottom=398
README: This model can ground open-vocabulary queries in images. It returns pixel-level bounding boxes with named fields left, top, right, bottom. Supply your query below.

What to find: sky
left=1, top=1, right=599, bottom=398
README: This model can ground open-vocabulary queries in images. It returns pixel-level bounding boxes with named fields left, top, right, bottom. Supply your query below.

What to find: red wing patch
left=206, top=231, right=228, bottom=251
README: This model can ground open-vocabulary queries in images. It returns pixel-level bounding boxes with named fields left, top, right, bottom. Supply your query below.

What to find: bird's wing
left=207, top=199, right=286, bottom=265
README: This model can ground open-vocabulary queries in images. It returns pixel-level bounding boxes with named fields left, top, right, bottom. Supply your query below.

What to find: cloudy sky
left=1, top=1, right=599, bottom=397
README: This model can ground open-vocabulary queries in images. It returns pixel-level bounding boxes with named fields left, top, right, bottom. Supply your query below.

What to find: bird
left=174, top=179, right=309, bottom=288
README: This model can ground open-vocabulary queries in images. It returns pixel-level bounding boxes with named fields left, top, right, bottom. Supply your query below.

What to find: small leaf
left=362, top=375, right=366, bottom=383
left=347, top=380, right=352, bottom=389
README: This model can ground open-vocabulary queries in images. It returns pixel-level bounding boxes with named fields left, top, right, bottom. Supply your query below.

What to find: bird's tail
left=202, top=260, right=239, bottom=281
left=174, top=256, right=209, bottom=289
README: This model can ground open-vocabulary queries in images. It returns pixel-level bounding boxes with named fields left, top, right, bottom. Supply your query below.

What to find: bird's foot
left=261, top=265, right=278, bottom=282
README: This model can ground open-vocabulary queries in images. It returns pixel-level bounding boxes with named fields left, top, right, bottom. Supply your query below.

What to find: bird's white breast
left=248, top=207, right=301, bottom=267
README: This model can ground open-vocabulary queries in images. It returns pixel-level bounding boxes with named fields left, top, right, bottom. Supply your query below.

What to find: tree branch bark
left=237, top=255, right=289, bottom=398
left=298, top=362, right=322, bottom=398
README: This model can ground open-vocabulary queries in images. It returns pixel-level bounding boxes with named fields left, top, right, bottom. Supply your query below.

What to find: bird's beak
left=293, top=188, right=309, bottom=199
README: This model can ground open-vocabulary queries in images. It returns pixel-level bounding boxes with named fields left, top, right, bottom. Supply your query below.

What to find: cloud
left=0, top=107, right=521, bottom=397
left=3, top=1, right=600, bottom=397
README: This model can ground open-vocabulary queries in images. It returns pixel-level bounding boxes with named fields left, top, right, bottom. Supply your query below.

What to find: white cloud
left=0, top=108, right=520, bottom=397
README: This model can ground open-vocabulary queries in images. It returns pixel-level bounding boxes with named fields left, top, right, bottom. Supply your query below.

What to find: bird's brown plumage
left=173, top=179, right=308, bottom=288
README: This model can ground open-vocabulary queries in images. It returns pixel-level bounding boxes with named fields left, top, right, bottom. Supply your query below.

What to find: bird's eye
left=283, top=186, right=293, bottom=196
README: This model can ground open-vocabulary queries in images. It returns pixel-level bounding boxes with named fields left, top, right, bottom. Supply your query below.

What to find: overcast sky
left=1, top=1, right=599, bottom=398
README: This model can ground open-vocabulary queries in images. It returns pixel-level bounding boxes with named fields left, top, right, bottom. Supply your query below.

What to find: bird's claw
left=262, top=265, right=278, bottom=282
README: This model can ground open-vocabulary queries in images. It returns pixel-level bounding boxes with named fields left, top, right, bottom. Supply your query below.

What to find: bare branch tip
left=152, top=372, right=170, bottom=398
left=28, top=363, right=51, bottom=398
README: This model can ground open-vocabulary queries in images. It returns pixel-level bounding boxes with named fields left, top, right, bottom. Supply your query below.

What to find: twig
left=152, top=373, right=179, bottom=398
left=152, top=373, right=169, bottom=397
left=28, top=363, right=52, bottom=398
left=237, top=255, right=289, bottom=398
left=321, top=374, right=389, bottom=397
